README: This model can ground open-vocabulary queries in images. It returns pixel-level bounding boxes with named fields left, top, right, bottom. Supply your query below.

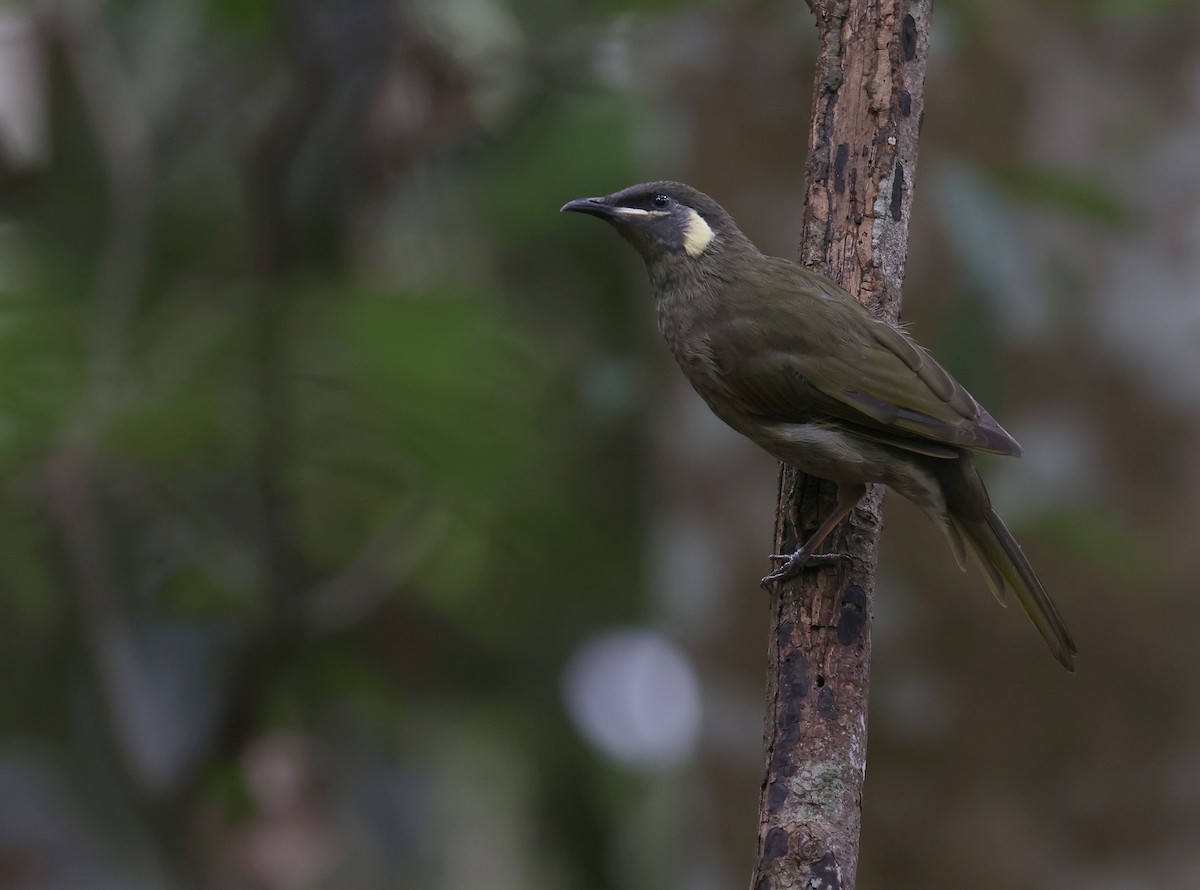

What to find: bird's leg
left=761, top=482, right=867, bottom=587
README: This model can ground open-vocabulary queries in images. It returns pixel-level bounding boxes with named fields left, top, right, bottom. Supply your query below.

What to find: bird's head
left=560, top=181, right=749, bottom=266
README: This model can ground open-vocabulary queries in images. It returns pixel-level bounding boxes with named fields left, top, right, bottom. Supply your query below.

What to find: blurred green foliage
left=0, top=0, right=655, bottom=886
left=996, top=163, right=1129, bottom=227
left=0, top=0, right=1196, bottom=888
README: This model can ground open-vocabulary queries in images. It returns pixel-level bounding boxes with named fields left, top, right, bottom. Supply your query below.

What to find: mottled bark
left=750, top=2, right=931, bottom=889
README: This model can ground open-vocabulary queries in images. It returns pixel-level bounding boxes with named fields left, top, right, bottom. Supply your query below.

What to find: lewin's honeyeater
left=562, top=181, right=1075, bottom=670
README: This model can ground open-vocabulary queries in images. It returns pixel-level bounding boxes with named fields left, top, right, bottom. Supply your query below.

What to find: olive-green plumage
left=563, top=181, right=1076, bottom=670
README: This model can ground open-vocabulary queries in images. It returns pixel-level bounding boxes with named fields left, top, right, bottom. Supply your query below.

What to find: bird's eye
left=652, top=194, right=670, bottom=209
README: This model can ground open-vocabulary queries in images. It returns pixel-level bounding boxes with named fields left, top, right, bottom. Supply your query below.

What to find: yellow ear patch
left=682, top=208, right=715, bottom=257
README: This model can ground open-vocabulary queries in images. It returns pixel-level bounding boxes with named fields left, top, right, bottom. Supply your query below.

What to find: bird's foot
left=760, top=548, right=845, bottom=588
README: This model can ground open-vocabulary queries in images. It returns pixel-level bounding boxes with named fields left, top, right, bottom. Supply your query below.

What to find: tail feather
left=949, top=517, right=1007, bottom=609
left=938, top=461, right=1077, bottom=671
left=944, top=518, right=970, bottom=574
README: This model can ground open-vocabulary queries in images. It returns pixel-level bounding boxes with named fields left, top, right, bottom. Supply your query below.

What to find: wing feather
left=707, top=259, right=1022, bottom=458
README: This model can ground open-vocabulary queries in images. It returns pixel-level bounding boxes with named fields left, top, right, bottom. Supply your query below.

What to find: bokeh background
left=1, top=0, right=1198, bottom=887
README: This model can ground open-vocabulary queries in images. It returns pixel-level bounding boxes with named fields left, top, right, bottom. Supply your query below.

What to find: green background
left=0, top=0, right=1195, bottom=887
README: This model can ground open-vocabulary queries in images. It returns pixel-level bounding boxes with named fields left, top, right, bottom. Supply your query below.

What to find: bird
left=561, top=180, right=1076, bottom=670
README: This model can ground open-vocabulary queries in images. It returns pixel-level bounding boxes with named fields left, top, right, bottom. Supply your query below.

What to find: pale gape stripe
left=612, top=207, right=668, bottom=218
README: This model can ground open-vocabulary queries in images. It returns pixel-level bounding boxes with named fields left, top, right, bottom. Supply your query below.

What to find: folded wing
left=708, top=260, right=1022, bottom=459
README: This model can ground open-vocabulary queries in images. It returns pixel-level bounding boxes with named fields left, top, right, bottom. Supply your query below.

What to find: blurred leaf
left=332, top=287, right=542, bottom=498
left=207, top=758, right=255, bottom=823
left=507, top=0, right=691, bottom=30
left=0, top=301, right=86, bottom=457
left=104, top=376, right=228, bottom=465
left=930, top=158, right=1053, bottom=336
left=1054, top=0, right=1194, bottom=20
left=204, top=0, right=278, bottom=39
left=472, top=96, right=636, bottom=240
left=157, top=564, right=248, bottom=618
left=1023, top=504, right=1162, bottom=583
left=0, top=513, right=58, bottom=625
left=931, top=159, right=1026, bottom=299
left=995, top=163, right=1130, bottom=227
left=313, top=642, right=411, bottom=738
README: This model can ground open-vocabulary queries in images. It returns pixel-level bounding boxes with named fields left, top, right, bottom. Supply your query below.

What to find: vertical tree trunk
left=750, top=2, right=931, bottom=888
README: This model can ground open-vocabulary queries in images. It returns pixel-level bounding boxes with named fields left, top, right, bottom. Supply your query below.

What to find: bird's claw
left=760, top=548, right=845, bottom=588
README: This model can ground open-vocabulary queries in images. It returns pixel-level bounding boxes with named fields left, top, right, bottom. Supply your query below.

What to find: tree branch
left=52, top=0, right=155, bottom=378
left=751, top=2, right=932, bottom=888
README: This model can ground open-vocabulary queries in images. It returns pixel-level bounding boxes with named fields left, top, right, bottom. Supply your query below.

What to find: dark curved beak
left=560, top=196, right=613, bottom=218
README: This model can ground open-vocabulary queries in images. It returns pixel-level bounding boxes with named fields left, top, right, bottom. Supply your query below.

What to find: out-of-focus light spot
left=652, top=515, right=728, bottom=639
left=0, top=13, right=47, bottom=170
left=877, top=671, right=956, bottom=744
left=931, top=160, right=1047, bottom=337
left=988, top=411, right=1097, bottom=519
left=579, top=356, right=641, bottom=417
left=561, top=628, right=701, bottom=771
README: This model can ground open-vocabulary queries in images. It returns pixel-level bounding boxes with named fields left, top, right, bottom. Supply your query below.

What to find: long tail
left=937, top=459, right=1077, bottom=671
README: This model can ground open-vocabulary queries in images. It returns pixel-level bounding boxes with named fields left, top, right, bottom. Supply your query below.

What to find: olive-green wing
left=708, top=261, right=1021, bottom=457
